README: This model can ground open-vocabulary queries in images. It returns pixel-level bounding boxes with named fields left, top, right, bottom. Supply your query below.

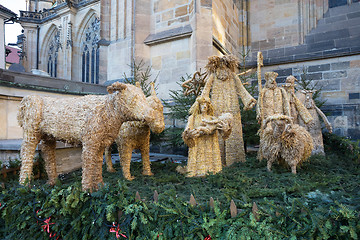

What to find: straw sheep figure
left=201, top=55, right=256, bottom=166
left=17, top=82, right=162, bottom=191
left=258, top=114, right=313, bottom=174
left=104, top=83, right=165, bottom=180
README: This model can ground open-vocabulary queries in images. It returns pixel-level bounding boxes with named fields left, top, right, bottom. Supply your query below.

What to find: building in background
left=0, top=5, right=17, bottom=69
left=2, top=0, right=360, bottom=141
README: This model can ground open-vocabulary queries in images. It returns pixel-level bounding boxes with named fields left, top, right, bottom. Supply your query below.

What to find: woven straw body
left=181, top=97, right=233, bottom=177
left=18, top=82, right=160, bottom=191
left=202, top=55, right=256, bottom=165
left=296, top=90, right=332, bottom=155
left=258, top=114, right=313, bottom=174
left=104, top=86, right=165, bottom=180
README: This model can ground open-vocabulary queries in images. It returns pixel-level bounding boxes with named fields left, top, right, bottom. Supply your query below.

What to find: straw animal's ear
left=135, top=82, right=141, bottom=88
left=107, top=82, right=127, bottom=94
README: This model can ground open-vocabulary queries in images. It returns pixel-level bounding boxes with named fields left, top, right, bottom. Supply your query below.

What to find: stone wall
left=212, top=0, right=248, bottom=55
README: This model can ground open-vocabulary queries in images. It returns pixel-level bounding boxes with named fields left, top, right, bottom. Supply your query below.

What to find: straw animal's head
left=107, top=82, right=157, bottom=124
left=263, top=114, right=293, bottom=139
left=145, top=82, right=165, bottom=134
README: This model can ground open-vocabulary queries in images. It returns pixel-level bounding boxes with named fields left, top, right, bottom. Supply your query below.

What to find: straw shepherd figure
left=256, top=71, right=291, bottom=127
left=202, top=55, right=256, bottom=165
left=180, top=96, right=233, bottom=177
left=283, top=75, right=313, bottom=125
left=296, top=90, right=332, bottom=155
left=18, top=82, right=163, bottom=191
left=258, top=114, right=313, bottom=174
left=104, top=83, right=165, bottom=180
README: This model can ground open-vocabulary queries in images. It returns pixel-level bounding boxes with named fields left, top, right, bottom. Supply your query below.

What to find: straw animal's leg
left=120, top=145, right=134, bottom=180
left=19, top=131, right=41, bottom=184
left=141, top=145, right=153, bottom=176
left=40, top=137, right=57, bottom=185
left=267, top=157, right=276, bottom=172
left=81, top=143, right=98, bottom=191
left=105, top=145, right=116, bottom=172
left=93, top=146, right=105, bottom=190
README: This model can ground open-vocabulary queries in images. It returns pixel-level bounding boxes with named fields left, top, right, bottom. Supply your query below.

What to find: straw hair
left=201, top=55, right=256, bottom=165
left=104, top=83, right=165, bottom=179
left=258, top=114, right=313, bottom=174
left=18, top=82, right=161, bottom=191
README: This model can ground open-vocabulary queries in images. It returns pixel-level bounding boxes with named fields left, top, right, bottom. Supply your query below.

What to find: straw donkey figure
left=104, top=82, right=165, bottom=180
left=258, top=114, right=313, bottom=174
left=201, top=55, right=256, bottom=166
left=17, top=82, right=163, bottom=191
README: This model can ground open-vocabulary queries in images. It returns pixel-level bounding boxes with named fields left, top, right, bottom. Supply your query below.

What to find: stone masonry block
left=275, top=68, right=292, bottom=76
left=331, top=61, right=350, bottom=70
left=317, top=79, right=341, bottom=91
left=301, top=72, right=322, bottom=81
left=175, top=5, right=188, bottom=17
left=308, top=64, right=330, bottom=72
left=323, top=70, right=347, bottom=79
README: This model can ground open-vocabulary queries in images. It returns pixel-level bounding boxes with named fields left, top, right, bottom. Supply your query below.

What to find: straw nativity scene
left=16, top=52, right=333, bottom=191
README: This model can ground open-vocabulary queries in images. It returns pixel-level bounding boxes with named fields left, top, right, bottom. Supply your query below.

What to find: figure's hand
left=190, top=129, right=201, bottom=138
left=245, top=99, right=257, bottom=110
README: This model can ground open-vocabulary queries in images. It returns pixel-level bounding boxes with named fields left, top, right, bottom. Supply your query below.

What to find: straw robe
left=202, top=55, right=256, bottom=165
left=296, top=90, right=332, bottom=155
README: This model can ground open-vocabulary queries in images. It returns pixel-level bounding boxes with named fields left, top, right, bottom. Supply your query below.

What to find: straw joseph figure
left=104, top=82, right=165, bottom=180
left=181, top=96, right=233, bottom=177
left=17, top=82, right=163, bottom=191
left=202, top=55, right=256, bottom=165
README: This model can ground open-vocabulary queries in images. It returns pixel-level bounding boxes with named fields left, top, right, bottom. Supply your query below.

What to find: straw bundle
left=296, top=90, right=332, bottom=155
left=104, top=83, right=165, bottom=180
left=18, top=82, right=159, bottom=191
left=181, top=96, right=233, bottom=177
left=258, top=114, right=313, bottom=174
left=202, top=55, right=256, bottom=165
left=256, top=72, right=291, bottom=127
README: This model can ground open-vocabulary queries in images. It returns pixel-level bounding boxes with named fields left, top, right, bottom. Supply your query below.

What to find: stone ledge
left=144, top=25, right=192, bottom=46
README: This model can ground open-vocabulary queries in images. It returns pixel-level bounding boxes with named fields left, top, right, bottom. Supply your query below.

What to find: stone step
left=328, top=2, right=360, bottom=17
left=312, top=17, right=360, bottom=34
left=305, top=29, right=350, bottom=44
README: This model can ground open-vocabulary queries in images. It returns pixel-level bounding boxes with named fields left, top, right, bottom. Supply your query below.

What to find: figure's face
left=216, top=68, right=230, bottom=81
left=200, top=102, right=208, bottom=113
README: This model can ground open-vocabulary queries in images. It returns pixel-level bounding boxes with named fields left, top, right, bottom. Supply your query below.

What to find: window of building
left=47, top=29, right=61, bottom=77
left=81, top=17, right=100, bottom=84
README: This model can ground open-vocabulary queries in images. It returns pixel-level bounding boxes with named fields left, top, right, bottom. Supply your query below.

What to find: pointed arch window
left=81, top=17, right=100, bottom=84
left=47, top=29, right=61, bottom=77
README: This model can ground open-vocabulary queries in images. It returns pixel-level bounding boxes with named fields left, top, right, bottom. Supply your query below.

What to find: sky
left=0, top=0, right=27, bottom=44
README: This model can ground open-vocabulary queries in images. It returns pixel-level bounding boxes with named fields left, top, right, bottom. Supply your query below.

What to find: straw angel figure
left=201, top=55, right=256, bottom=165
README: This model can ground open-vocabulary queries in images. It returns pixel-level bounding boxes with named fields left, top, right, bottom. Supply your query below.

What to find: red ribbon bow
left=42, top=217, right=55, bottom=233
left=204, top=235, right=212, bottom=240
left=110, top=223, right=127, bottom=239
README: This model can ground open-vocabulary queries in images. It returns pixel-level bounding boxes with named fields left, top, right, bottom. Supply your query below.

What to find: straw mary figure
left=180, top=96, right=233, bottom=177
left=283, top=75, right=313, bottom=125
left=104, top=82, right=165, bottom=180
left=201, top=55, right=256, bottom=165
left=17, top=82, right=163, bottom=191
left=296, top=89, right=332, bottom=155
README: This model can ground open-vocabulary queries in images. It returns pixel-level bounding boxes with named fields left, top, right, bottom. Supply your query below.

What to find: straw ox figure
left=17, top=82, right=163, bottom=191
left=104, top=83, right=165, bottom=180
left=258, top=114, right=313, bottom=174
